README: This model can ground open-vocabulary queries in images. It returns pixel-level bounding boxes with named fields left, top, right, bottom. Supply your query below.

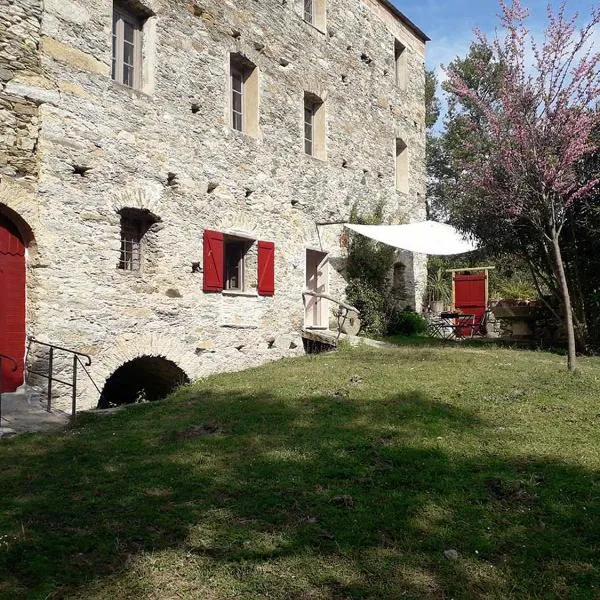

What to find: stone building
left=0, top=0, right=428, bottom=411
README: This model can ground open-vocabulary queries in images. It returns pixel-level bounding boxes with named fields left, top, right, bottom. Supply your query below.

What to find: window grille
left=118, top=215, right=144, bottom=271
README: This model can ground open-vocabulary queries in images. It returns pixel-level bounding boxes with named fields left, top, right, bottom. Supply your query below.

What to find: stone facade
left=0, top=0, right=428, bottom=410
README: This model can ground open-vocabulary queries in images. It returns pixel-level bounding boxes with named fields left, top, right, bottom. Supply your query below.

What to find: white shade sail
left=345, top=221, right=478, bottom=255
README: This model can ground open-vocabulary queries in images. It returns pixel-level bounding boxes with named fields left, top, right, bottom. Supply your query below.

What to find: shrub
left=388, top=306, right=428, bottom=336
left=345, top=202, right=397, bottom=336
left=346, top=279, right=388, bottom=336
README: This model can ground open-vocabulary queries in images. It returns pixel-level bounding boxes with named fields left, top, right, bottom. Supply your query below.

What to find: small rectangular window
left=303, top=92, right=325, bottom=160
left=229, top=54, right=259, bottom=136
left=119, top=216, right=143, bottom=271
left=304, top=102, right=314, bottom=156
left=395, top=138, right=409, bottom=193
left=225, top=240, right=246, bottom=291
left=231, top=66, right=244, bottom=132
left=395, top=39, right=407, bottom=90
left=112, top=3, right=143, bottom=89
left=203, top=230, right=274, bottom=296
left=304, top=0, right=313, bottom=23
left=303, top=0, right=325, bottom=29
left=118, top=209, right=156, bottom=272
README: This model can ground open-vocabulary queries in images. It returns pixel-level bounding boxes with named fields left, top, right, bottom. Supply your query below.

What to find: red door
left=0, top=214, right=26, bottom=392
left=454, top=272, right=487, bottom=336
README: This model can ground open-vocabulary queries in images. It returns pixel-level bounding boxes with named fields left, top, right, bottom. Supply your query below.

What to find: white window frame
left=304, top=99, right=315, bottom=156
left=112, top=4, right=143, bottom=89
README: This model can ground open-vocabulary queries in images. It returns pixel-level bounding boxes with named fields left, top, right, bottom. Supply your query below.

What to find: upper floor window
left=303, top=0, right=326, bottom=31
left=304, top=92, right=326, bottom=160
left=304, top=99, right=315, bottom=156
left=395, top=138, right=409, bottom=193
left=395, top=39, right=407, bottom=90
left=112, top=4, right=144, bottom=89
left=230, top=54, right=259, bottom=137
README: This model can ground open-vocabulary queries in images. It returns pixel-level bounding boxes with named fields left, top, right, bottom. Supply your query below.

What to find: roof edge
left=376, top=0, right=430, bottom=43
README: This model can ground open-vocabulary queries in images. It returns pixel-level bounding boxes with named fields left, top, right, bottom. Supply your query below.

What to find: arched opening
left=0, top=211, right=26, bottom=392
left=98, top=356, right=190, bottom=409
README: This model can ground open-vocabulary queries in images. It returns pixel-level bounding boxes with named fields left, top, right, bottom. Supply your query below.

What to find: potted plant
left=427, top=267, right=451, bottom=314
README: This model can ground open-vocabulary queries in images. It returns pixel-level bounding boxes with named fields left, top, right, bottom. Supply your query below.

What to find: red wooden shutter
left=257, top=241, right=275, bottom=296
left=203, top=230, right=224, bottom=292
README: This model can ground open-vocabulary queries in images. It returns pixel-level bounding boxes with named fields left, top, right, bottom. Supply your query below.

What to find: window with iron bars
left=118, top=210, right=155, bottom=271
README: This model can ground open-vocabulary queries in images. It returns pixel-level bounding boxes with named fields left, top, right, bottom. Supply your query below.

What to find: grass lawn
left=1, top=343, right=599, bottom=599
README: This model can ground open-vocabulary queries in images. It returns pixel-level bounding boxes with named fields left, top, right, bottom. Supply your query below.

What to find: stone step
left=0, top=388, right=69, bottom=436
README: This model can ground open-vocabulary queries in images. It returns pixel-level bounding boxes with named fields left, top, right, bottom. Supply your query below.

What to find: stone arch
left=0, top=203, right=35, bottom=250
left=98, top=356, right=190, bottom=408
left=94, top=333, right=200, bottom=397
left=303, top=80, right=329, bottom=103
left=108, top=184, right=164, bottom=222
left=0, top=179, right=39, bottom=261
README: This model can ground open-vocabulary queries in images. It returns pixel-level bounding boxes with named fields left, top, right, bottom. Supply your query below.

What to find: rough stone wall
left=3, top=0, right=427, bottom=410
left=0, top=0, right=44, bottom=177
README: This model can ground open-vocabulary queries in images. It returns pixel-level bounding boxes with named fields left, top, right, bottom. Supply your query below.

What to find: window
left=225, top=239, right=250, bottom=291
left=395, top=39, right=407, bottom=90
left=395, top=138, right=409, bottom=193
left=203, top=230, right=275, bottom=296
left=112, top=3, right=143, bottom=89
left=304, top=100, right=315, bottom=156
left=304, top=0, right=313, bottom=22
left=303, top=0, right=326, bottom=30
left=118, top=209, right=155, bottom=271
left=230, top=54, right=259, bottom=136
left=303, top=92, right=326, bottom=160
left=231, top=64, right=244, bottom=132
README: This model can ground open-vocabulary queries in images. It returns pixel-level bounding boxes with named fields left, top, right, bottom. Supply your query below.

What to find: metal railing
left=0, top=353, right=18, bottom=427
left=301, top=290, right=360, bottom=340
left=26, top=338, right=100, bottom=416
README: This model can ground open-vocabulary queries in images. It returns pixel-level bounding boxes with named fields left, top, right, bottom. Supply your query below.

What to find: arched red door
left=0, top=214, right=25, bottom=392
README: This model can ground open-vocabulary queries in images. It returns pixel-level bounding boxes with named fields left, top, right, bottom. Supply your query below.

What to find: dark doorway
left=98, top=356, right=189, bottom=409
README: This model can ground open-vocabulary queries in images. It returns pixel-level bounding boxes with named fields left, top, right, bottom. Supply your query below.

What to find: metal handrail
left=28, top=338, right=92, bottom=364
left=0, top=353, right=18, bottom=427
left=302, top=290, right=360, bottom=341
left=301, top=290, right=359, bottom=314
left=26, top=338, right=96, bottom=416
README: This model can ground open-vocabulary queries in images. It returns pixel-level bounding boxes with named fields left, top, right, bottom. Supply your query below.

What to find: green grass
left=1, top=343, right=599, bottom=599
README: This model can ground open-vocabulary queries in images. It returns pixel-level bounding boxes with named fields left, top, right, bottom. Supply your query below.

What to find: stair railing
left=26, top=338, right=100, bottom=416
left=301, top=290, right=360, bottom=340
left=0, top=353, right=18, bottom=427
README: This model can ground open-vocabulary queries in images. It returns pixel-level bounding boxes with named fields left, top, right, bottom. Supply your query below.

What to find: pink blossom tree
left=445, top=0, right=600, bottom=371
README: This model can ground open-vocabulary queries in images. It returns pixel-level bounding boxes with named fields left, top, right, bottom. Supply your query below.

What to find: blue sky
left=390, top=0, right=598, bottom=126
left=392, top=0, right=598, bottom=76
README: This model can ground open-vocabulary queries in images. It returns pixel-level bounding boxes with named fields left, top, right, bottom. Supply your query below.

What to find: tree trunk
left=551, top=231, right=578, bottom=371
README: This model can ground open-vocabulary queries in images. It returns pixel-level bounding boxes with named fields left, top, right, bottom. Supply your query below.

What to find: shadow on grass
left=0, top=388, right=598, bottom=599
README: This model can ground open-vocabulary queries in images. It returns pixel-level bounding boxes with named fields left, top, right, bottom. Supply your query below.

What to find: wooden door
left=454, top=272, right=487, bottom=336
left=305, top=249, right=328, bottom=329
left=0, top=214, right=25, bottom=392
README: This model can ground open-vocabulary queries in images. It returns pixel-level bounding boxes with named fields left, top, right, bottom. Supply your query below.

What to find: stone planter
left=492, top=305, right=537, bottom=339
